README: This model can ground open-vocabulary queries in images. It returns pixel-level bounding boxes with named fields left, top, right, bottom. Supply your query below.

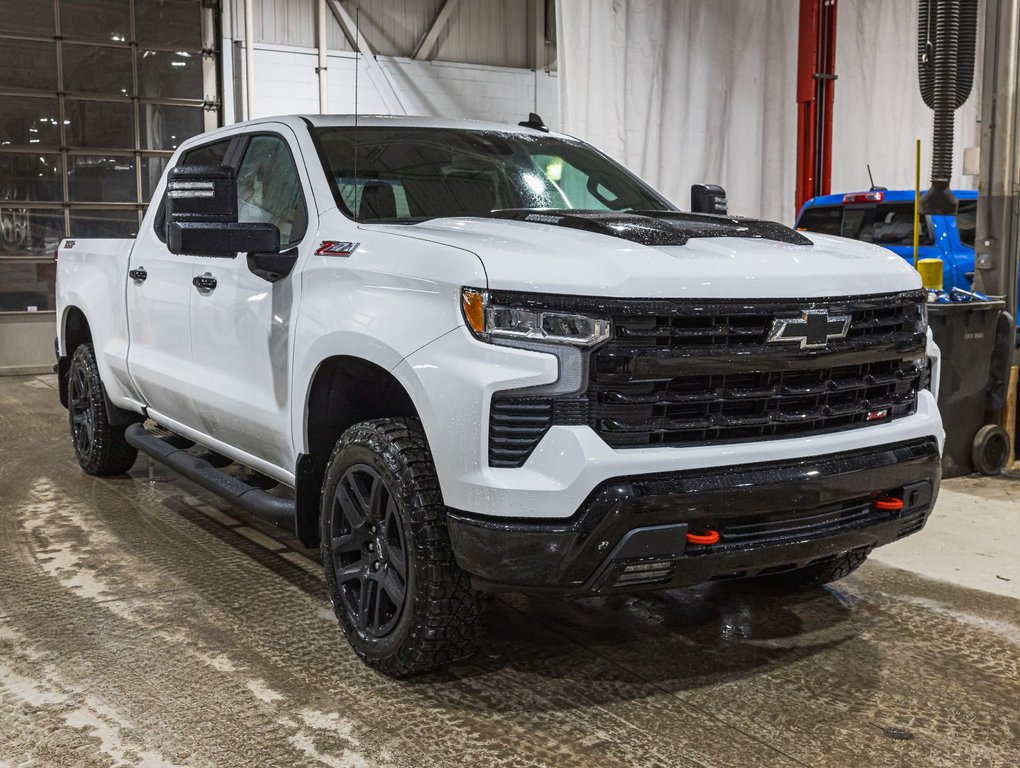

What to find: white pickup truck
left=56, top=115, right=944, bottom=676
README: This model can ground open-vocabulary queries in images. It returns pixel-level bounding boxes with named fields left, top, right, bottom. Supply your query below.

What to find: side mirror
left=165, top=164, right=280, bottom=256
left=691, top=183, right=728, bottom=215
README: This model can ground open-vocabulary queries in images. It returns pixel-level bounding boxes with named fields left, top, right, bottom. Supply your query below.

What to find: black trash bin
left=928, top=300, right=1012, bottom=477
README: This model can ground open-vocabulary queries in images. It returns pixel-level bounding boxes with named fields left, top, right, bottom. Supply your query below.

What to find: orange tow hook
left=873, top=496, right=904, bottom=511
left=686, top=529, right=720, bottom=545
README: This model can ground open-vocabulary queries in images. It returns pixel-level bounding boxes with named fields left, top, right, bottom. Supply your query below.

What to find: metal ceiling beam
left=324, top=0, right=407, bottom=115
left=327, top=0, right=374, bottom=55
left=412, top=0, right=461, bottom=61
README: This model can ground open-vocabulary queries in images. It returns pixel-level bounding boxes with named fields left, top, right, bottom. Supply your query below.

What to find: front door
left=188, top=128, right=311, bottom=474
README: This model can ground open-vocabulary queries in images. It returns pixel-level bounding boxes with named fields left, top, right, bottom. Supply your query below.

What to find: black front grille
left=591, top=358, right=922, bottom=447
left=488, top=291, right=927, bottom=467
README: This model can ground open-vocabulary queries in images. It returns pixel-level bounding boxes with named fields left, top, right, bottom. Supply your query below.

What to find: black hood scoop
left=489, top=209, right=812, bottom=247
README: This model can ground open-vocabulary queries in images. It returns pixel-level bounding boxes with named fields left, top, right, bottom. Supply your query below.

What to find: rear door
left=187, top=127, right=312, bottom=474
left=126, top=136, right=238, bottom=429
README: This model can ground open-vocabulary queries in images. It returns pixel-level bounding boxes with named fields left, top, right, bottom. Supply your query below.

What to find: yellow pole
left=913, top=138, right=921, bottom=267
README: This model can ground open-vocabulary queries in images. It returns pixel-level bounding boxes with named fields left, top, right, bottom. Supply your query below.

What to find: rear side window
left=798, top=203, right=932, bottom=246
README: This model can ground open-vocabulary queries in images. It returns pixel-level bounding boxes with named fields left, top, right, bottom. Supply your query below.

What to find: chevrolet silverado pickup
left=56, top=115, right=944, bottom=676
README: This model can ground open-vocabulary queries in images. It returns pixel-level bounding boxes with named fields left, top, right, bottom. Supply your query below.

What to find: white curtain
left=831, top=0, right=981, bottom=194
left=557, top=0, right=981, bottom=226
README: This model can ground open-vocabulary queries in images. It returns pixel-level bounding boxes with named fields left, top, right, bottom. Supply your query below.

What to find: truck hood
left=382, top=217, right=921, bottom=299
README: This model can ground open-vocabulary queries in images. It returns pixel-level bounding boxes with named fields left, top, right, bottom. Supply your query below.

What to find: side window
left=956, top=200, right=977, bottom=248
left=236, top=135, right=307, bottom=247
left=153, top=138, right=232, bottom=242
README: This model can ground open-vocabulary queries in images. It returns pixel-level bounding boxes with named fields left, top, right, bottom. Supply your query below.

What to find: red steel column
left=796, top=0, right=838, bottom=213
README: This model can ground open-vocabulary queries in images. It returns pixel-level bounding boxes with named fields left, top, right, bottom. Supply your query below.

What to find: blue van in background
left=795, top=189, right=978, bottom=293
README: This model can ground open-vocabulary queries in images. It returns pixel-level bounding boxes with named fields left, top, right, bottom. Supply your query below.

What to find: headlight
left=461, top=288, right=611, bottom=347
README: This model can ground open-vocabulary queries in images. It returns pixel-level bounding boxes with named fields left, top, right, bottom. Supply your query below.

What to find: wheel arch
left=294, top=354, right=423, bottom=547
left=58, top=305, right=93, bottom=408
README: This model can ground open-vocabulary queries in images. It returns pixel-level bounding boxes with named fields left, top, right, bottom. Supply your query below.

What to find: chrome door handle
left=193, top=273, right=217, bottom=292
left=129, top=268, right=147, bottom=283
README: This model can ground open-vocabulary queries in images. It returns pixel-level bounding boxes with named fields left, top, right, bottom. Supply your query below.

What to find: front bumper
left=396, top=326, right=945, bottom=520
left=446, top=437, right=941, bottom=593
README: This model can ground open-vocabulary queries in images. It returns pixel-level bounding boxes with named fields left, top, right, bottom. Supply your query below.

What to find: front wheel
left=67, top=344, right=138, bottom=476
left=320, top=418, right=490, bottom=677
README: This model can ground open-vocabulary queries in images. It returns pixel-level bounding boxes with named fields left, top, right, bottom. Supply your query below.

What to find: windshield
left=311, top=127, right=673, bottom=223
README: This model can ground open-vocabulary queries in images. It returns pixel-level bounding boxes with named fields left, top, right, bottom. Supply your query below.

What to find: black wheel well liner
left=58, top=306, right=140, bottom=428
left=58, top=306, right=93, bottom=408
left=295, top=355, right=421, bottom=547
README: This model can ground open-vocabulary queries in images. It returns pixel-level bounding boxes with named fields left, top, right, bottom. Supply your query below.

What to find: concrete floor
left=1, top=374, right=1018, bottom=768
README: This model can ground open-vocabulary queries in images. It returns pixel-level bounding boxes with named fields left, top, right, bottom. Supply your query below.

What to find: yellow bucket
left=917, top=258, right=944, bottom=290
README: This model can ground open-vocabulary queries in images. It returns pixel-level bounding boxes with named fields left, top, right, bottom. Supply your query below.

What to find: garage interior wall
left=557, top=0, right=981, bottom=225
left=224, top=0, right=559, bottom=128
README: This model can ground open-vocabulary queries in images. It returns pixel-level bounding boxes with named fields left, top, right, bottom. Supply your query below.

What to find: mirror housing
left=165, top=164, right=280, bottom=256
left=690, top=183, right=728, bottom=215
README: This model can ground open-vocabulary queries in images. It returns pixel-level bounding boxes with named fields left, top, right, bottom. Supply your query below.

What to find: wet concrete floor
left=1, top=374, right=1018, bottom=767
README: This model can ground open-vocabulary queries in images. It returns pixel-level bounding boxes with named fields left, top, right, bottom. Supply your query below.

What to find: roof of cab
left=182, top=114, right=567, bottom=144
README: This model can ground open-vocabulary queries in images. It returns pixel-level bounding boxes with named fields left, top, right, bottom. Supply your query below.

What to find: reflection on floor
left=1, top=374, right=1018, bottom=767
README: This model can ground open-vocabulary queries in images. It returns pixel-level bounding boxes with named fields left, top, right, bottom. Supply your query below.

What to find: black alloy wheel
left=69, top=362, right=97, bottom=463
left=329, top=463, right=409, bottom=637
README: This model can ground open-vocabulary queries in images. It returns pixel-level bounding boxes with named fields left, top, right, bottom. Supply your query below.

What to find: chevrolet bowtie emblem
left=766, top=309, right=850, bottom=350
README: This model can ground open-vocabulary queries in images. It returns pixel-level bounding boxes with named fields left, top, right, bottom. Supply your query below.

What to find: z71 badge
left=315, top=241, right=360, bottom=256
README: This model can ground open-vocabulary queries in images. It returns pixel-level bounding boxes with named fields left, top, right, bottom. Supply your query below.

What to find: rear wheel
left=320, top=418, right=490, bottom=677
left=67, top=344, right=138, bottom=476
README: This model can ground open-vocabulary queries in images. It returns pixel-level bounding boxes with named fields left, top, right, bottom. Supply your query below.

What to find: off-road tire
left=67, top=344, right=138, bottom=476
left=748, top=547, right=871, bottom=591
left=320, top=418, right=490, bottom=677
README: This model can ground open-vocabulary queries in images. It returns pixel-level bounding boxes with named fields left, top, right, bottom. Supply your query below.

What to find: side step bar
left=125, top=423, right=296, bottom=528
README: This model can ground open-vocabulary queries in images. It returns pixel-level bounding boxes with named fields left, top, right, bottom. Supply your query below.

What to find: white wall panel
left=248, top=46, right=559, bottom=129
left=251, top=46, right=322, bottom=118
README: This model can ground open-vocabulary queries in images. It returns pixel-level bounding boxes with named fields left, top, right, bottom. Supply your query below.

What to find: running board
left=125, top=423, right=296, bottom=528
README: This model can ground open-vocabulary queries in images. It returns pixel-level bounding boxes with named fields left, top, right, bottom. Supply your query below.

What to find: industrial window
left=0, top=0, right=215, bottom=313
